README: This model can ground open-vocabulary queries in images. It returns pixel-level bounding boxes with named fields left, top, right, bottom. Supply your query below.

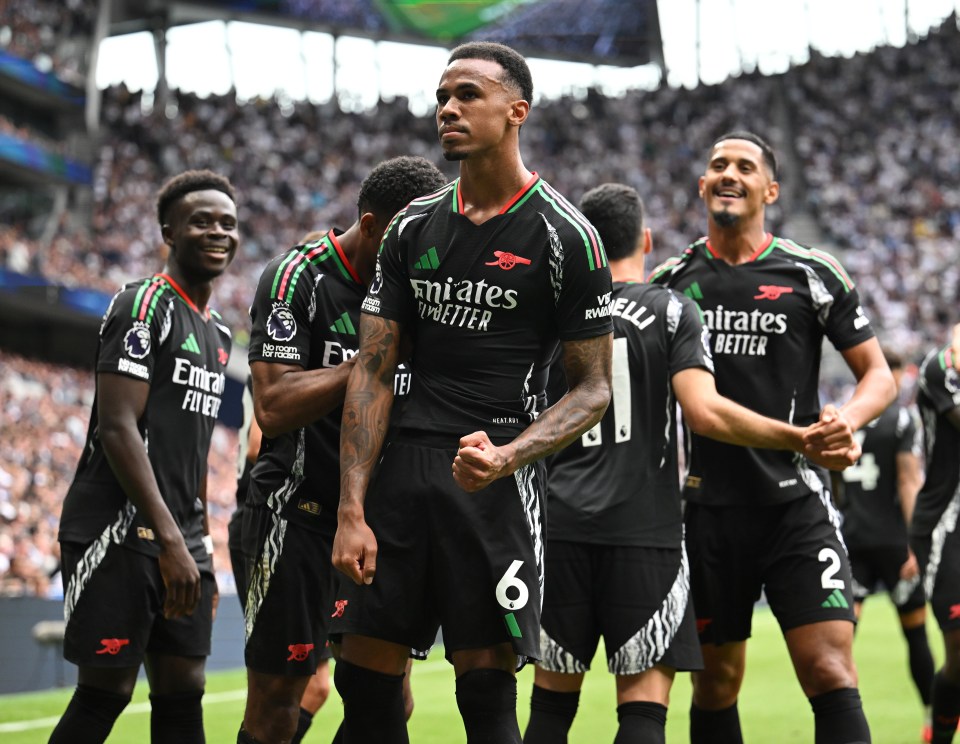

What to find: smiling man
left=649, top=132, right=896, bottom=744
left=53, top=170, right=238, bottom=744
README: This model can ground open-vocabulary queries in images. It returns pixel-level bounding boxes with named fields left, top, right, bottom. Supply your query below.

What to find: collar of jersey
left=704, top=232, right=774, bottom=262
left=157, top=273, right=209, bottom=318
left=452, top=172, right=540, bottom=216
left=326, top=228, right=362, bottom=284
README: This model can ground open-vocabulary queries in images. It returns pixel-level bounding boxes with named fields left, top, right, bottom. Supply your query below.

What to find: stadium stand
left=1, top=8, right=958, bottom=596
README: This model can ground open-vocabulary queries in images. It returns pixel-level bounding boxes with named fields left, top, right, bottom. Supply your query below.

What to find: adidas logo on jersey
left=821, top=589, right=849, bottom=609
left=181, top=333, right=201, bottom=354
left=414, top=246, right=440, bottom=270
left=329, top=312, right=356, bottom=335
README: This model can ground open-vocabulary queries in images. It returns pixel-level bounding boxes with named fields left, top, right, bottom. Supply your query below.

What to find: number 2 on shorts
left=818, top=547, right=845, bottom=589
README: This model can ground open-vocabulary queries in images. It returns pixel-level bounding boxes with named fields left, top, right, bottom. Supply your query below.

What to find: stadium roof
left=108, top=0, right=664, bottom=69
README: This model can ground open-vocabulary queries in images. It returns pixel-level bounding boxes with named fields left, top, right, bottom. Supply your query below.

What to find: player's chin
left=441, top=146, right=469, bottom=162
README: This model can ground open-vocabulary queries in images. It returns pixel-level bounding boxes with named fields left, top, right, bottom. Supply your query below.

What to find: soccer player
left=237, top=156, right=446, bottom=744
left=329, top=42, right=614, bottom=744
left=649, top=131, right=896, bottom=744
left=524, top=183, right=859, bottom=744
left=911, top=343, right=960, bottom=744
left=835, top=347, right=935, bottom=740
left=52, top=170, right=238, bottom=744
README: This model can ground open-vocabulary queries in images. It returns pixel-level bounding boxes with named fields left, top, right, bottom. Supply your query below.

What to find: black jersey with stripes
left=911, top=346, right=960, bottom=538
left=649, top=234, right=875, bottom=506
left=839, top=404, right=919, bottom=549
left=548, top=282, right=712, bottom=547
left=247, top=230, right=413, bottom=531
left=363, top=174, right=613, bottom=441
left=59, top=274, right=232, bottom=561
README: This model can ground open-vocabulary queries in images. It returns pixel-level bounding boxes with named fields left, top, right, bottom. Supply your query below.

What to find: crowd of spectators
left=2, top=13, right=959, bottom=596
left=0, top=351, right=241, bottom=597
left=0, top=0, right=94, bottom=85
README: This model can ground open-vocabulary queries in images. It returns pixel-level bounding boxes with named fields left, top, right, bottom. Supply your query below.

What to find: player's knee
left=797, top=651, right=858, bottom=697
left=300, top=668, right=331, bottom=713
left=150, top=690, right=205, bottom=744
left=692, top=658, right=744, bottom=708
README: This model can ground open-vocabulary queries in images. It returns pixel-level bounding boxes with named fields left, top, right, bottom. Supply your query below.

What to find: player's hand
left=332, top=515, right=378, bottom=586
left=157, top=538, right=202, bottom=619
left=453, top=431, right=510, bottom=492
left=900, top=548, right=920, bottom=581
left=801, top=405, right=861, bottom=470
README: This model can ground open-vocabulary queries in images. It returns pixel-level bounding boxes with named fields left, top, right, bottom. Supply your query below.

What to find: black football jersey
left=840, top=404, right=919, bottom=548
left=59, top=274, right=232, bottom=561
left=547, top=282, right=713, bottom=547
left=247, top=230, right=369, bottom=531
left=649, top=235, right=875, bottom=505
left=363, top=175, right=613, bottom=441
left=912, top=346, right=960, bottom=538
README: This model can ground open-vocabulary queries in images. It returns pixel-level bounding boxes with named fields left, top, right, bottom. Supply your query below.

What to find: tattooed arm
left=332, top=313, right=401, bottom=585
left=452, top=333, right=612, bottom=492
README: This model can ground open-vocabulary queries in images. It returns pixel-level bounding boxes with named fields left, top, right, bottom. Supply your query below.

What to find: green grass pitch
left=0, top=601, right=938, bottom=742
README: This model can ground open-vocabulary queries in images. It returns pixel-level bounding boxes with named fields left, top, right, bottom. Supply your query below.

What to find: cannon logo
left=331, top=599, right=349, bottom=618
left=96, top=638, right=130, bottom=655
left=485, top=251, right=531, bottom=271
left=286, top=643, right=315, bottom=662
left=754, top=285, right=793, bottom=301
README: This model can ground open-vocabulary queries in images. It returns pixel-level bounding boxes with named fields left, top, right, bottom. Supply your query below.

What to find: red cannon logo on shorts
left=485, top=251, right=531, bottom=271
left=754, top=285, right=793, bottom=301
left=949, top=604, right=960, bottom=620
left=218, top=347, right=229, bottom=365
left=286, top=643, right=315, bottom=662
left=331, top=599, right=349, bottom=618
left=96, top=638, right=130, bottom=655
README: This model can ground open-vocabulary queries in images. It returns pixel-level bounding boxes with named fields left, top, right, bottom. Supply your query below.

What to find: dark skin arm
left=250, top=358, right=357, bottom=438
left=672, top=367, right=858, bottom=470
left=198, top=467, right=218, bottom=618
left=452, top=333, right=613, bottom=492
left=333, top=314, right=401, bottom=586
left=804, top=337, right=896, bottom=455
left=97, top=372, right=199, bottom=619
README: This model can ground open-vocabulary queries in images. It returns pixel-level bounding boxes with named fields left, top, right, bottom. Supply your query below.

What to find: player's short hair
left=579, top=183, right=645, bottom=262
left=712, top=130, right=779, bottom=180
left=447, top=41, right=533, bottom=103
left=881, top=346, right=904, bottom=370
left=156, top=170, right=236, bottom=226
left=357, top=156, right=447, bottom=222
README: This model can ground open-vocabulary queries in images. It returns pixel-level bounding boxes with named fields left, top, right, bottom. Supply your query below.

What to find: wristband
left=202, top=535, right=214, bottom=555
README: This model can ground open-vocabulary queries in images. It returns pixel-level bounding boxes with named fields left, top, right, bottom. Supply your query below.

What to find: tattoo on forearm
left=339, top=316, right=400, bottom=505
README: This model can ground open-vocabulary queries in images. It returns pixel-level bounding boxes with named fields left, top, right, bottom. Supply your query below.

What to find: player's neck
left=706, top=222, right=770, bottom=266
left=336, top=222, right=373, bottom=286
left=457, top=152, right=532, bottom=225
left=609, top=254, right=646, bottom=284
left=163, top=265, right=213, bottom=312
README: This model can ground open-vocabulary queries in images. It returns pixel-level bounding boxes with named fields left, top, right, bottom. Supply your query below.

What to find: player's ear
left=643, top=227, right=653, bottom=256
left=764, top=180, right=780, bottom=205
left=359, top=211, right=381, bottom=240
left=161, top=224, right=175, bottom=250
left=508, top=99, right=529, bottom=127
left=698, top=175, right=706, bottom=200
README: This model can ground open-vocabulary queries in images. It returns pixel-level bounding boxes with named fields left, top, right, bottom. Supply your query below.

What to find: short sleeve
left=361, top=210, right=415, bottom=325
left=667, top=290, right=715, bottom=376
left=249, top=252, right=314, bottom=368
left=552, top=219, right=613, bottom=341
left=97, top=285, right=161, bottom=383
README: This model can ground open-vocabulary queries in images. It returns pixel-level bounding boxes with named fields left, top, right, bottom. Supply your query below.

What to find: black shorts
left=847, top=544, right=925, bottom=613
left=538, top=541, right=702, bottom=675
left=243, top=506, right=337, bottom=675
left=61, top=540, right=215, bottom=667
left=686, top=492, right=855, bottom=645
left=913, top=513, right=960, bottom=631
left=227, top=503, right=249, bottom=608
left=329, top=438, right=546, bottom=667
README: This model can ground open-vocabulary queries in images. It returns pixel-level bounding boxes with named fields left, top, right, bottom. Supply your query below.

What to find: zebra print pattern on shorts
left=538, top=627, right=589, bottom=674
left=607, top=542, right=691, bottom=675
left=924, top=487, right=960, bottom=600
left=64, top=502, right=136, bottom=622
left=244, top=510, right=288, bottom=643
left=515, top=463, right=544, bottom=608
